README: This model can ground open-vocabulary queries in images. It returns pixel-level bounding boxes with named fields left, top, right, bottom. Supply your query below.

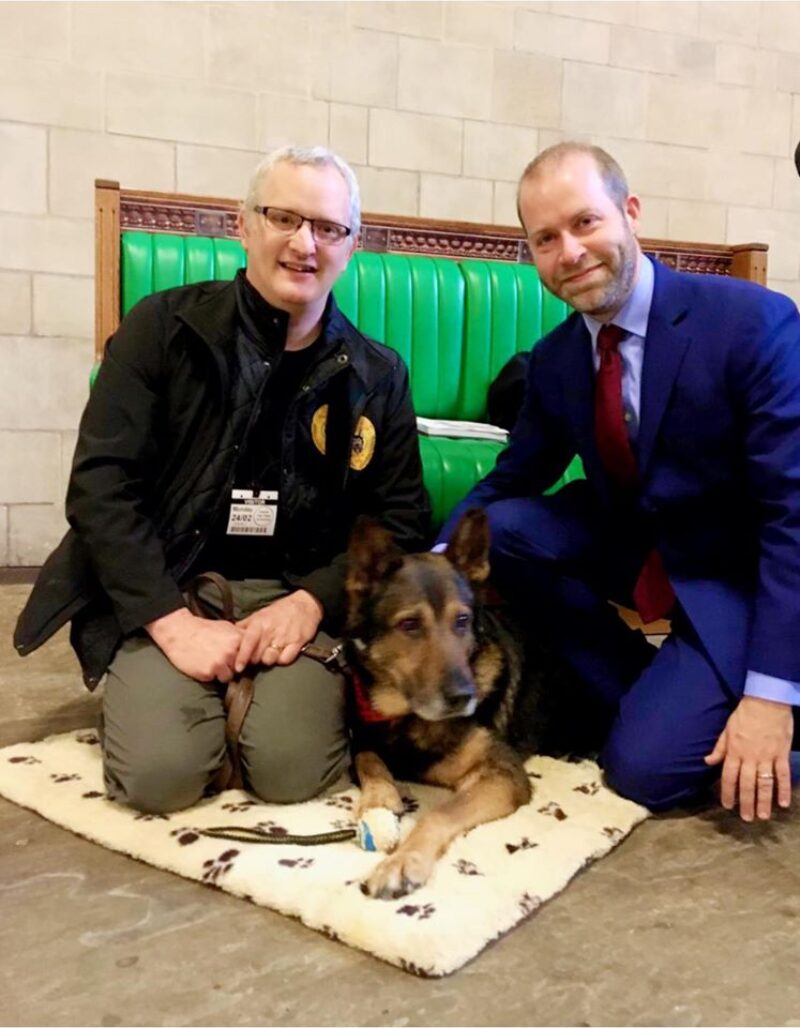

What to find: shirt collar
left=581, top=253, right=654, bottom=347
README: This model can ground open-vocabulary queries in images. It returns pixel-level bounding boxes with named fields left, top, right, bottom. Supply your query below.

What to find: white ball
left=356, top=807, right=401, bottom=852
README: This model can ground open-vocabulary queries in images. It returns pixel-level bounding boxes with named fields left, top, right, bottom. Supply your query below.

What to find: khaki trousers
left=102, top=580, right=349, bottom=813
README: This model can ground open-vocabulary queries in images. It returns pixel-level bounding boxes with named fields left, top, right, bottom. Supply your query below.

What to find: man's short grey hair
left=517, top=141, right=630, bottom=219
left=243, top=145, right=362, bottom=238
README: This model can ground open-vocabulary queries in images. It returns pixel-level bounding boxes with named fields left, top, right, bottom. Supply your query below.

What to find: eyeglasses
left=252, top=206, right=352, bottom=246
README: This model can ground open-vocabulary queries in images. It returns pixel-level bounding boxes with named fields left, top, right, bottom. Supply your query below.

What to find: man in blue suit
left=439, top=142, right=799, bottom=821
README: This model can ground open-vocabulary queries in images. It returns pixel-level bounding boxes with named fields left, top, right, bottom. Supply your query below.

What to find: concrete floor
left=2, top=581, right=799, bottom=1028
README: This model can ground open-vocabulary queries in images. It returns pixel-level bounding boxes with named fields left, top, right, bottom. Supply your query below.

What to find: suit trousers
left=101, top=579, right=349, bottom=814
left=483, top=482, right=744, bottom=810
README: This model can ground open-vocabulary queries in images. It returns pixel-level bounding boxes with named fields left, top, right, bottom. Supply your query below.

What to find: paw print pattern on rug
left=8, top=756, right=41, bottom=765
left=76, top=731, right=100, bottom=745
left=324, top=794, right=354, bottom=811
left=330, top=818, right=356, bottom=831
left=397, top=903, right=435, bottom=921
left=538, top=801, right=567, bottom=821
left=527, top=770, right=543, bottom=780
left=574, top=781, right=601, bottom=796
left=134, top=811, right=170, bottom=821
left=454, top=859, right=483, bottom=876
left=170, top=827, right=201, bottom=846
left=603, top=825, right=624, bottom=840
left=278, top=857, right=314, bottom=869
left=253, top=820, right=289, bottom=837
left=202, top=848, right=239, bottom=883
left=82, top=790, right=105, bottom=799
left=221, top=799, right=258, bottom=813
left=506, top=836, right=539, bottom=855
left=50, top=772, right=80, bottom=783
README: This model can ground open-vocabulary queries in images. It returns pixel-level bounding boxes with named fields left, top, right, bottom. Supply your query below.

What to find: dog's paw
left=360, top=847, right=434, bottom=900
left=356, top=807, right=401, bottom=852
left=355, top=785, right=404, bottom=820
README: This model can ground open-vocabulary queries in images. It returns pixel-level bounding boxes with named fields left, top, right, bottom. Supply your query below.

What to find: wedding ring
left=757, top=772, right=774, bottom=780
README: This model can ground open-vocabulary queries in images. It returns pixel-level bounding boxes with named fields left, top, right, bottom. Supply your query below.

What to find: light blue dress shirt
left=583, top=256, right=799, bottom=708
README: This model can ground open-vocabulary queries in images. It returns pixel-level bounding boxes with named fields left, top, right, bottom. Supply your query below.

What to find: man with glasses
left=16, top=146, right=430, bottom=813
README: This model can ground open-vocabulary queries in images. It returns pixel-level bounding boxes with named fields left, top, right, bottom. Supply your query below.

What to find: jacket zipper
left=174, top=356, right=275, bottom=580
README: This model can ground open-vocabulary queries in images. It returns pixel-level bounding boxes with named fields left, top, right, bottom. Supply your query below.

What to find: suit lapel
left=636, top=262, right=693, bottom=478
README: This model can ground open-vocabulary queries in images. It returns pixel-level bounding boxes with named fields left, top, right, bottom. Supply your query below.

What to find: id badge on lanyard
left=226, top=489, right=278, bottom=536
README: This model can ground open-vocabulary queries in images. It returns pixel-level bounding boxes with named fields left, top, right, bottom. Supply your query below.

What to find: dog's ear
left=345, top=517, right=405, bottom=619
left=445, top=508, right=490, bottom=583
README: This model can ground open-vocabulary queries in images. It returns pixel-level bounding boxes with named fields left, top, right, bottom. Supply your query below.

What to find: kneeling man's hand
left=146, top=608, right=244, bottom=683
left=705, top=696, right=794, bottom=821
left=234, top=590, right=324, bottom=670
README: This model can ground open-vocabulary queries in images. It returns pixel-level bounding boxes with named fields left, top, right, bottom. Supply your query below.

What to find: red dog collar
left=350, top=670, right=397, bottom=724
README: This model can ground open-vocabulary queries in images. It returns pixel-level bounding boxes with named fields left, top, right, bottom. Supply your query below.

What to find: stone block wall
left=1, top=0, right=799, bottom=564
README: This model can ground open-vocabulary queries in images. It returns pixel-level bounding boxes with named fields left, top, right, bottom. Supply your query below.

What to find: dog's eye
left=396, top=617, right=422, bottom=634
left=454, top=612, right=472, bottom=633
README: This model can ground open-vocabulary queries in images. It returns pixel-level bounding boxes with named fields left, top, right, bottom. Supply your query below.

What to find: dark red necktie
left=595, top=324, right=675, bottom=623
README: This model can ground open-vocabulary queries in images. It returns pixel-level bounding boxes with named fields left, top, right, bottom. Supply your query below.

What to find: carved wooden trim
left=360, top=223, right=529, bottom=263
left=120, top=197, right=240, bottom=239
left=113, top=185, right=768, bottom=282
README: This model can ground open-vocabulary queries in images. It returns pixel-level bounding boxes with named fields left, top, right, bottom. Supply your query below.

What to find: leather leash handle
left=185, top=572, right=253, bottom=792
left=219, top=672, right=254, bottom=790
left=186, top=571, right=236, bottom=621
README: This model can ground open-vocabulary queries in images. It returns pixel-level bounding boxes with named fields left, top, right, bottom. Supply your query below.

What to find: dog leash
left=186, top=574, right=362, bottom=846
left=199, top=825, right=357, bottom=845
left=184, top=577, right=369, bottom=782
left=300, top=640, right=350, bottom=673
left=185, top=572, right=254, bottom=793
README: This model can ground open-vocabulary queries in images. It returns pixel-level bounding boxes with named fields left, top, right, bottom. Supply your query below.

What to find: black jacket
left=14, top=277, right=430, bottom=686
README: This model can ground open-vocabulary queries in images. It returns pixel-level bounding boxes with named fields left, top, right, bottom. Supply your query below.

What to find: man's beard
left=556, top=236, right=639, bottom=318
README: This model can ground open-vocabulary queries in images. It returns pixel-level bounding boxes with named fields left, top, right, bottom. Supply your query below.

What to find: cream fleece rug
left=0, top=729, right=648, bottom=977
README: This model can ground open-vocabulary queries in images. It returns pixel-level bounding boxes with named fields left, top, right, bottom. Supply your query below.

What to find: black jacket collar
left=175, top=275, right=386, bottom=391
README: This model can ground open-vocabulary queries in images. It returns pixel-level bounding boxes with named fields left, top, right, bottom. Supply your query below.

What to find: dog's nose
left=442, top=679, right=477, bottom=715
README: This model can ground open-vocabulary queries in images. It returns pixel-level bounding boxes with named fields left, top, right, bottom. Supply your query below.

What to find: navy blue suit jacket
left=442, top=259, right=800, bottom=690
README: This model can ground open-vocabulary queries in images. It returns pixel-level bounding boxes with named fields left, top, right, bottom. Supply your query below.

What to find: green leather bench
left=95, top=181, right=768, bottom=529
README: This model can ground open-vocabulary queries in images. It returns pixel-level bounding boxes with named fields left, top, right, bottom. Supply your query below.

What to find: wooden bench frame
left=94, top=178, right=768, bottom=361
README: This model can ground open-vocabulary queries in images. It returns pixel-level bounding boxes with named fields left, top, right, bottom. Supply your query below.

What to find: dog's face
left=345, top=510, right=491, bottom=722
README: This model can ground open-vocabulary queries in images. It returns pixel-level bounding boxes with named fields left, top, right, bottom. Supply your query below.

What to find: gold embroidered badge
left=310, top=405, right=376, bottom=471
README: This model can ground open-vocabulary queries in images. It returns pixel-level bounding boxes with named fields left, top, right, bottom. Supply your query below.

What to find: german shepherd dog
left=344, top=508, right=537, bottom=900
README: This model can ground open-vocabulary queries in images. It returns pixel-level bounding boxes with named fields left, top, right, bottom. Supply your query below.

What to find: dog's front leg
left=354, top=750, right=404, bottom=819
left=361, top=770, right=520, bottom=900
